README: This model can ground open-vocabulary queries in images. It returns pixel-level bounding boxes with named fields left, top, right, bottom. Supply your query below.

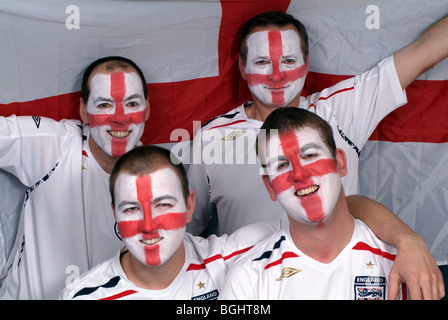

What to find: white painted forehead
left=246, top=29, right=302, bottom=51
left=114, top=167, right=182, bottom=194
left=89, top=71, right=143, bottom=90
left=264, top=127, right=327, bottom=151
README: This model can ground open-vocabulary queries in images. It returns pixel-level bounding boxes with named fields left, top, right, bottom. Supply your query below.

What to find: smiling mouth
left=108, top=130, right=130, bottom=138
left=141, top=237, right=163, bottom=246
left=295, top=185, right=319, bottom=197
left=267, top=84, right=289, bottom=90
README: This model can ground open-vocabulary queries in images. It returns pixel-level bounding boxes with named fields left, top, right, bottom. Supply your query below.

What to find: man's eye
left=282, top=58, right=295, bottom=65
left=303, top=153, right=317, bottom=160
left=97, top=102, right=112, bottom=108
left=277, top=161, right=289, bottom=171
left=123, top=206, right=139, bottom=214
left=255, top=59, right=270, bottom=66
left=127, top=101, right=139, bottom=108
left=156, top=203, right=173, bottom=210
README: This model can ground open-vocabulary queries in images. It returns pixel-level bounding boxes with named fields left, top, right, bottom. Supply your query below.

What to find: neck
left=288, top=189, right=355, bottom=263
left=121, top=243, right=186, bottom=290
left=88, top=135, right=119, bottom=174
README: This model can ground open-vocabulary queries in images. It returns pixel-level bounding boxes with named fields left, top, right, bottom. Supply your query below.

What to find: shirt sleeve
left=219, top=258, right=258, bottom=300
left=308, top=55, right=408, bottom=150
left=186, top=132, right=213, bottom=236
left=0, top=115, right=82, bottom=186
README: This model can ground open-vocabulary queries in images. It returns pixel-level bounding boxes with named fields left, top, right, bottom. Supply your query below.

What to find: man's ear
left=335, top=148, right=347, bottom=177
left=111, top=202, right=117, bottom=221
left=79, top=98, right=89, bottom=124
left=185, top=190, right=195, bottom=224
left=262, top=175, right=277, bottom=201
left=144, top=98, right=150, bottom=122
left=238, top=56, right=247, bottom=81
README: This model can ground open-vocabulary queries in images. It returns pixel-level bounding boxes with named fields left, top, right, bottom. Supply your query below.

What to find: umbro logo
left=276, top=267, right=301, bottom=281
left=32, top=116, right=41, bottom=129
left=221, top=130, right=246, bottom=140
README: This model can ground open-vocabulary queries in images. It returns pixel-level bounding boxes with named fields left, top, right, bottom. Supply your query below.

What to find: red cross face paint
left=244, top=30, right=308, bottom=107
left=86, top=72, right=147, bottom=157
left=262, top=127, right=341, bottom=225
left=114, top=168, right=187, bottom=267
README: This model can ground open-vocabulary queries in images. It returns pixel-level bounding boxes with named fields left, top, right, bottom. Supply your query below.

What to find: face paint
left=244, top=30, right=308, bottom=106
left=263, top=128, right=341, bottom=225
left=114, top=168, right=187, bottom=267
left=86, top=72, right=147, bottom=157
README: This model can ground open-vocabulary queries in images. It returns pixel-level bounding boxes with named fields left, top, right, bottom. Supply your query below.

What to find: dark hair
left=81, top=56, right=148, bottom=104
left=256, top=107, right=337, bottom=160
left=239, top=11, right=309, bottom=65
left=109, top=145, right=189, bottom=207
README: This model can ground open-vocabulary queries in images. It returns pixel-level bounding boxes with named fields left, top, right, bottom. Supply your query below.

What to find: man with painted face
left=220, top=107, right=406, bottom=300
left=60, top=145, right=275, bottom=300
left=187, top=11, right=447, bottom=299
left=0, top=56, right=150, bottom=299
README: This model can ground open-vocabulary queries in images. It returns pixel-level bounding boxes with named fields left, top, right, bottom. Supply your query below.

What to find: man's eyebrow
left=93, top=96, right=114, bottom=104
left=300, top=143, right=323, bottom=153
left=118, top=200, right=139, bottom=208
left=124, top=93, right=143, bottom=101
left=152, top=195, right=178, bottom=203
left=253, top=55, right=270, bottom=60
left=261, top=143, right=323, bottom=168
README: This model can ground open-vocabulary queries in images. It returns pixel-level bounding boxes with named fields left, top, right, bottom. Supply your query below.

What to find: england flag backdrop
left=0, top=0, right=447, bottom=265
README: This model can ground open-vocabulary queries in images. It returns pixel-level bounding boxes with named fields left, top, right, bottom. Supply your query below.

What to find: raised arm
left=347, top=194, right=445, bottom=300
left=394, top=15, right=448, bottom=89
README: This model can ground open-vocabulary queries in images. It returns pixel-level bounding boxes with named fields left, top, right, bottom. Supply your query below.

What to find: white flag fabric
left=0, top=0, right=447, bottom=269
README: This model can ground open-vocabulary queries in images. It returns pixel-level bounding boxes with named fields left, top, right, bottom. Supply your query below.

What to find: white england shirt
left=219, top=219, right=406, bottom=300
left=187, top=55, right=407, bottom=236
left=0, top=116, right=123, bottom=299
left=59, top=223, right=278, bottom=300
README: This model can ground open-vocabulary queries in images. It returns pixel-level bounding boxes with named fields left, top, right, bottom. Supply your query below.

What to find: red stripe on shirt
left=186, top=245, right=254, bottom=271
left=304, top=72, right=448, bottom=143
left=308, top=86, right=355, bottom=110
left=206, top=119, right=247, bottom=131
left=265, top=251, right=299, bottom=270
left=99, top=289, right=138, bottom=300
left=352, top=242, right=396, bottom=261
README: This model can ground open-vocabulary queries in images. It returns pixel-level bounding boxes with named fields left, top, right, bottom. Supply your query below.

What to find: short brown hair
left=109, top=145, right=189, bottom=207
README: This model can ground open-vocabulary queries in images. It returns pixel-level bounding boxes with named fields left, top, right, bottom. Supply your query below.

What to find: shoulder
left=200, top=104, right=250, bottom=131
left=304, top=55, right=397, bottom=107
left=60, top=253, right=122, bottom=300
left=352, top=219, right=397, bottom=259
left=232, top=226, right=290, bottom=271
left=220, top=229, right=289, bottom=299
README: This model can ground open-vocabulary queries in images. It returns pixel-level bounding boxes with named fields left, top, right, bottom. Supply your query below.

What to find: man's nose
left=141, top=204, right=158, bottom=232
left=289, top=159, right=310, bottom=181
left=112, top=102, right=128, bottom=123
left=270, top=61, right=283, bottom=82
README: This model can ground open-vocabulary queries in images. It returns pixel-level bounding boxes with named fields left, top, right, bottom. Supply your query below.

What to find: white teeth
left=295, top=185, right=319, bottom=197
left=141, top=237, right=162, bottom=246
left=108, top=131, right=130, bottom=138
